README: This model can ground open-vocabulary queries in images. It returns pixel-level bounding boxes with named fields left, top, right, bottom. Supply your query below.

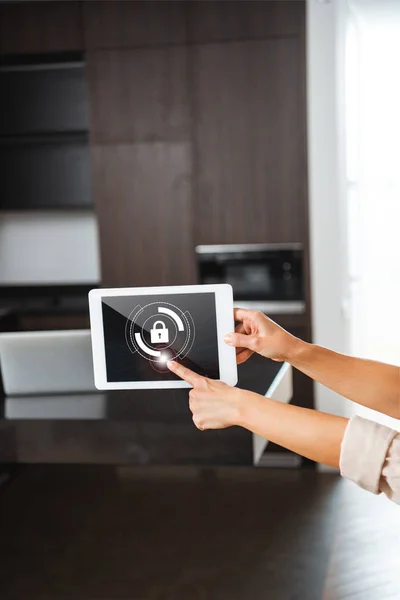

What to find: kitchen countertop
left=0, top=285, right=94, bottom=317
left=0, top=297, right=90, bottom=316
left=0, top=356, right=292, bottom=467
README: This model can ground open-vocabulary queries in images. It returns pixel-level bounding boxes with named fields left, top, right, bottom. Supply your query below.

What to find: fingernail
left=167, top=360, right=175, bottom=369
left=224, top=334, right=234, bottom=345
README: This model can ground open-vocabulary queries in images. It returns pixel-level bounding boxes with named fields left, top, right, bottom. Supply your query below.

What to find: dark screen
left=102, top=292, right=219, bottom=382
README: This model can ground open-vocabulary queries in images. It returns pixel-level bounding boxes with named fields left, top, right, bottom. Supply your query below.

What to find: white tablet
left=88, top=284, right=237, bottom=390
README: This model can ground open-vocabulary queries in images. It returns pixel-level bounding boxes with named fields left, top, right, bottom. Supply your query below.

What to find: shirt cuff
left=340, top=415, right=397, bottom=495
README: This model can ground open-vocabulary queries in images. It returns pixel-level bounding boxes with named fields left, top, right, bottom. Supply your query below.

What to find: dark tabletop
left=0, top=356, right=283, bottom=466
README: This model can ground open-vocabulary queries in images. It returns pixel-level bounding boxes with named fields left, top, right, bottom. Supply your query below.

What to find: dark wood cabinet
left=191, top=37, right=306, bottom=245
left=87, top=47, right=190, bottom=144
left=83, top=0, right=303, bottom=49
left=0, top=1, right=83, bottom=55
left=83, top=0, right=186, bottom=49
left=91, top=143, right=195, bottom=287
left=186, top=0, right=303, bottom=43
left=86, top=1, right=308, bottom=288
left=86, top=41, right=193, bottom=286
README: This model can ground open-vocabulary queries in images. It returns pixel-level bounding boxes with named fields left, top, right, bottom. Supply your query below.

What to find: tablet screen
left=101, top=292, right=220, bottom=382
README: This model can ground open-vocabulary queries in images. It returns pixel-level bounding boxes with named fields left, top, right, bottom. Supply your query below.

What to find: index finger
left=167, top=360, right=205, bottom=387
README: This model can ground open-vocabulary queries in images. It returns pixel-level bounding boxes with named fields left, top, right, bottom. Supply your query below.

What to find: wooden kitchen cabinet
left=0, top=1, right=83, bottom=55
left=91, top=143, right=195, bottom=287
left=191, top=37, right=307, bottom=246
left=83, top=0, right=302, bottom=50
left=186, top=0, right=303, bottom=43
left=86, top=46, right=190, bottom=144
left=83, top=0, right=186, bottom=49
left=86, top=41, right=193, bottom=287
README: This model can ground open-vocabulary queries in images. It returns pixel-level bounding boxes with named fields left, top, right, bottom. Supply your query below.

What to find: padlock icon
left=150, top=320, right=169, bottom=344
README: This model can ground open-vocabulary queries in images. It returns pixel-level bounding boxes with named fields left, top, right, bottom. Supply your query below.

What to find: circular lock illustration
left=125, top=301, right=195, bottom=364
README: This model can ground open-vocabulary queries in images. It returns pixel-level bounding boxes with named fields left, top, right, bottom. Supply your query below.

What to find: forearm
left=288, top=341, right=400, bottom=419
left=237, top=390, right=348, bottom=468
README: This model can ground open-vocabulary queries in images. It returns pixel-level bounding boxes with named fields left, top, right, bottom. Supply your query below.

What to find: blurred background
left=0, top=1, right=399, bottom=599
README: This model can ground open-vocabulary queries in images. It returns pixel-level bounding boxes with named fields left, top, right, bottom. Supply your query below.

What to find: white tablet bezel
left=88, top=284, right=238, bottom=390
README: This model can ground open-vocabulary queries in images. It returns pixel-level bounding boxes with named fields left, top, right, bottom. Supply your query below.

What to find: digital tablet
left=88, top=284, right=238, bottom=390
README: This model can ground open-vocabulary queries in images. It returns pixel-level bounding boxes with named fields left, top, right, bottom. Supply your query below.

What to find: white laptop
left=5, top=393, right=106, bottom=419
left=0, top=330, right=96, bottom=396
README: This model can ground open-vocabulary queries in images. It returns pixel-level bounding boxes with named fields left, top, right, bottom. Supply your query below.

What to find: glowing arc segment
left=134, top=333, right=161, bottom=357
left=157, top=306, right=184, bottom=331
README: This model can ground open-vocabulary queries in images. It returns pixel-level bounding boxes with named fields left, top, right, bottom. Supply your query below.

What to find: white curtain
left=345, top=0, right=400, bottom=428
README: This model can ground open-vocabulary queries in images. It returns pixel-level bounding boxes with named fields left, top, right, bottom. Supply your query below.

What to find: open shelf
left=0, top=53, right=92, bottom=209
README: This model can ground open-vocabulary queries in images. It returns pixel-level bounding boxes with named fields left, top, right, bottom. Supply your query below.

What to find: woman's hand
left=167, top=361, right=244, bottom=430
left=167, top=360, right=347, bottom=471
left=224, top=308, right=301, bottom=365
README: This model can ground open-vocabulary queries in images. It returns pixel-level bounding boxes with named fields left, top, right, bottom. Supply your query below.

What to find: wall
left=0, top=212, right=101, bottom=284
left=306, top=0, right=351, bottom=425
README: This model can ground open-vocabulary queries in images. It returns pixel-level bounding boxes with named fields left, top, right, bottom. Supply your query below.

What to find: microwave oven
left=195, top=243, right=305, bottom=314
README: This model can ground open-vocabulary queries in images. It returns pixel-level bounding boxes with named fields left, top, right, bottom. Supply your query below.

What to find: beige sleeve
left=340, top=415, right=400, bottom=505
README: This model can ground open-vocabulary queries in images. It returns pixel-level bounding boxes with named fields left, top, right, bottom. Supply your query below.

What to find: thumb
left=224, top=332, right=256, bottom=350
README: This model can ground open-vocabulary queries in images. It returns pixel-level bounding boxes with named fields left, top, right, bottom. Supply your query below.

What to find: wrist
left=234, top=389, right=262, bottom=429
left=285, top=336, right=309, bottom=364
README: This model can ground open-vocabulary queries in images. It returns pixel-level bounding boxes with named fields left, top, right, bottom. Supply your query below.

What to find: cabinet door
left=87, top=47, right=189, bottom=144
left=192, top=38, right=307, bottom=245
left=0, top=1, right=83, bottom=55
left=92, top=143, right=195, bottom=287
left=83, top=0, right=186, bottom=49
left=187, top=0, right=302, bottom=43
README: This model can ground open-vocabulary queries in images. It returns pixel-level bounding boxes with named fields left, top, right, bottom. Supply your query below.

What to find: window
left=345, top=0, right=400, bottom=428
